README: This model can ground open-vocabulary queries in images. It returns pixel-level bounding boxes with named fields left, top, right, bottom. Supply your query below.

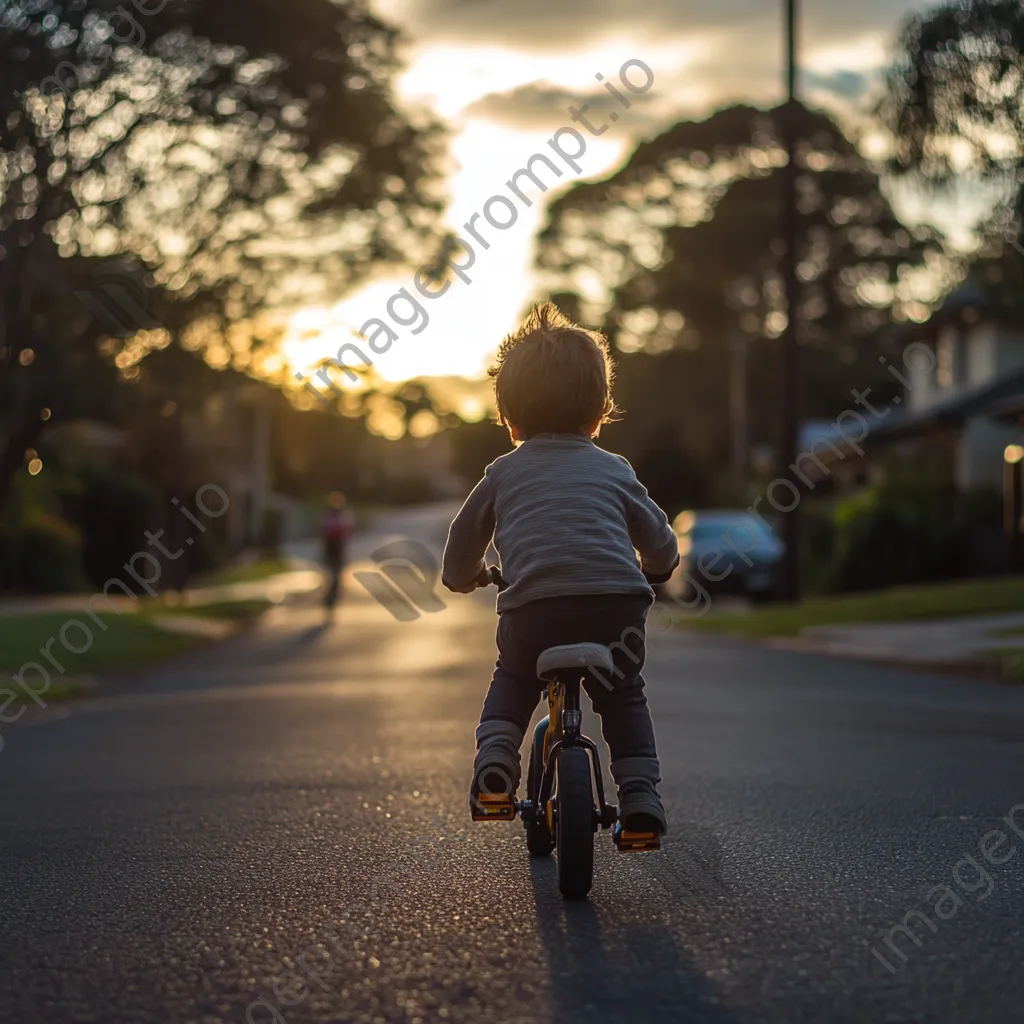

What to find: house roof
left=935, top=282, right=990, bottom=317
left=867, top=365, right=1024, bottom=443
left=991, top=389, right=1024, bottom=425
left=891, top=278, right=1024, bottom=346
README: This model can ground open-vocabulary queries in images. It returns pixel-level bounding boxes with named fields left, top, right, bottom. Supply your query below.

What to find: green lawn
left=0, top=597, right=272, bottom=705
left=983, top=647, right=1024, bottom=688
left=683, top=576, right=1024, bottom=637
left=0, top=611, right=206, bottom=701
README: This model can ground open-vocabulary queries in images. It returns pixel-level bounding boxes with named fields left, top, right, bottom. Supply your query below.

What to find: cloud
left=463, top=80, right=664, bottom=132
left=463, top=82, right=593, bottom=126
left=377, top=0, right=928, bottom=56
left=457, top=61, right=880, bottom=141
left=804, top=68, right=875, bottom=101
left=377, top=0, right=937, bottom=138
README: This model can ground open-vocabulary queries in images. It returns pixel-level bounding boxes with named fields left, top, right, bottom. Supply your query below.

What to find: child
left=323, top=491, right=356, bottom=581
left=441, top=303, right=679, bottom=835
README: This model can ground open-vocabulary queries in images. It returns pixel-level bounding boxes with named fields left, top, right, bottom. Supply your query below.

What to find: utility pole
left=1006, top=445, right=1023, bottom=572
left=249, top=396, right=270, bottom=548
left=780, top=0, right=802, bottom=602
left=730, top=333, right=749, bottom=496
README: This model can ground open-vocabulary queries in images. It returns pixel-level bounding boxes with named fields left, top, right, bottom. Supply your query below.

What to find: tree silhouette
left=536, top=103, right=943, bottom=506
left=0, top=0, right=444, bottom=509
left=882, top=0, right=1024, bottom=305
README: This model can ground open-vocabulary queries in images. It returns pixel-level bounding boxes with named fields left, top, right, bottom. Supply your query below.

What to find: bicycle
left=471, top=566, right=661, bottom=901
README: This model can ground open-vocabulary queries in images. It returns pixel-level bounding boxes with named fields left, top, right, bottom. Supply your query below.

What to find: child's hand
left=443, top=566, right=503, bottom=594
left=443, top=568, right=484, bottom=594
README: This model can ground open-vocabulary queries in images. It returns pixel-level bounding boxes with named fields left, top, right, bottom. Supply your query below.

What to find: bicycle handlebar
left=476, top=564, right=508, bottom=591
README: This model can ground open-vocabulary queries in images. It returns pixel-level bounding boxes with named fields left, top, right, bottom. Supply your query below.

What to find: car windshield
left=690, top=517, right=777, bottom=543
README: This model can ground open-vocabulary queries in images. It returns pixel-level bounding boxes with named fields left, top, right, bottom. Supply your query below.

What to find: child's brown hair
left=488, top=302, right=617, bottom=439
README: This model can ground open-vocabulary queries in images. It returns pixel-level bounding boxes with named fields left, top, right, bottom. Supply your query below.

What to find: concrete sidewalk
left=0, top=502, right=460, bottom=620
left=768, top=610, right=1024, bottom=668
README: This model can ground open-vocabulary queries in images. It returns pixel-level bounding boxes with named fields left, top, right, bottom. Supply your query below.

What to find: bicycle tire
left=525, top=721, right=554, bottom=858
left=555, top=747, right=595, bottom=900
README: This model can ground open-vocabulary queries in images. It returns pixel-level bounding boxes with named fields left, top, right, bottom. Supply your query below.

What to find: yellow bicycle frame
left=542, top=681, right=565, bottom=833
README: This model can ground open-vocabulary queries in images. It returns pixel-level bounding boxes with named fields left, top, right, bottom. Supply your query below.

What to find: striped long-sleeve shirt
left=441, top=434, right=679, bottom=611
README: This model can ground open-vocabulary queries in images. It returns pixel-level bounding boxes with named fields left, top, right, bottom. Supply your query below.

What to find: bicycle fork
left=523, top=677, right=617, bottom=832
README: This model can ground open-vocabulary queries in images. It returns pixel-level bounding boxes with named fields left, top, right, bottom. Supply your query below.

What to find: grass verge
left=982, top=648, right=1024, bottom=683
left=0, top=597, right=272, bottom=705
left=683, top=576, right=1024, bottom=637
left=0, top=612, right=206, bottom=705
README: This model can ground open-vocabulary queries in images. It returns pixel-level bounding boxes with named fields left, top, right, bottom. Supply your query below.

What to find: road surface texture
left=3, top=509, right=1024, bottom=1024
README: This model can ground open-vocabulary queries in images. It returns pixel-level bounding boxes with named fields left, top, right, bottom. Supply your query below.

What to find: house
left=782, top=282, right=1024, bottom=578
left=863, top=284, right=1024, bottom=492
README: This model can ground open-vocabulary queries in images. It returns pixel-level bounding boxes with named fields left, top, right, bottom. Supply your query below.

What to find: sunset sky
left=281, top=0, right=996, bottom=393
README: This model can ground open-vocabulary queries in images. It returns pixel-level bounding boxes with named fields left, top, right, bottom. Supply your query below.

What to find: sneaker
left=611, top=756, right=667, bottom=835
left=470, top=722, right=523, bottom=820
left=617, top=779, right=667, bottom=835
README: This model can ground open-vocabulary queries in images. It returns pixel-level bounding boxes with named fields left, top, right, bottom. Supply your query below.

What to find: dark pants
left=480, top=593, right=658, bottom=760
left=323, top=539, right=346, bottom=571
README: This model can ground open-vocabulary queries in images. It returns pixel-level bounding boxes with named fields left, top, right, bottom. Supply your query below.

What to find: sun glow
left=282, top=116, right=631, bottom=390
left=272, top=31, right=706, bottom=393
left=395, top=41, right=700, bottom=119
left=279, top=5, right=970, bottom=400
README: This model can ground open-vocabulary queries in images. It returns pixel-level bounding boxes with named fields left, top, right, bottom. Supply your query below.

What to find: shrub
left=0, top=513, right=86, bottom=594
left=64, top=471, right=159, bottom=589
left=800, top=507, right=837, bottom=595
left=824, top=477, right=964, bottom=593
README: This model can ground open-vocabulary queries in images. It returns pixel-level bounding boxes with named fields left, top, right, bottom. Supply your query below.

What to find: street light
left=1005, top=444, right=1024, bottom=572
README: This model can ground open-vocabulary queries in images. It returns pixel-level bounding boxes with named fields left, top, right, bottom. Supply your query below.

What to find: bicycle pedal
left=471, top=794, right=516, bottom=821
left=614, top=826, right=661, bottom=852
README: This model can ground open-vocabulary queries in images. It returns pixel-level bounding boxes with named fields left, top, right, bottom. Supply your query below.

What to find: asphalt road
left=3, top=511, right=1024, bottom=1023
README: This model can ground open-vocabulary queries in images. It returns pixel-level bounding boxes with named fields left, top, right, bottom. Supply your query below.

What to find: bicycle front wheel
left=555, top=747, right=595, bottom=900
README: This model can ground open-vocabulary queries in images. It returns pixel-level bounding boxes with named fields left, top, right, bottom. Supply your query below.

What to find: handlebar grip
left=484, top=565, right=508, bottom=591
left=643, top=556, right=681, bottom=586
left=473, top=565, right=508, bottom=591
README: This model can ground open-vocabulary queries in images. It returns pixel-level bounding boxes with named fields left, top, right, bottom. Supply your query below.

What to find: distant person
left=441, top=303, right=679, bottom=837
left=321, top=492, right=354, bottom=609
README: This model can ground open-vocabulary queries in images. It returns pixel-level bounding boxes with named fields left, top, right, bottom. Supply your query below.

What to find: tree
left=0, top=242, right=126, bottom=514
left=536, top=103, right=942, bottom=506
left=0, top=0, right=443, bottom=509
left=883, top=0, right=1023, bottom=186
left=882, top=0, right=1024, bottom=304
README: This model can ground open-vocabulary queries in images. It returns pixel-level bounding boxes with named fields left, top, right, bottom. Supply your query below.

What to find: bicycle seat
left=536, top=643, right=614, bottom=678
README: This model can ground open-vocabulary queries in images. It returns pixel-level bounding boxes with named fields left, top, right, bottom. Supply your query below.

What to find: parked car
left=665, top=509, right=784, bottom=604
